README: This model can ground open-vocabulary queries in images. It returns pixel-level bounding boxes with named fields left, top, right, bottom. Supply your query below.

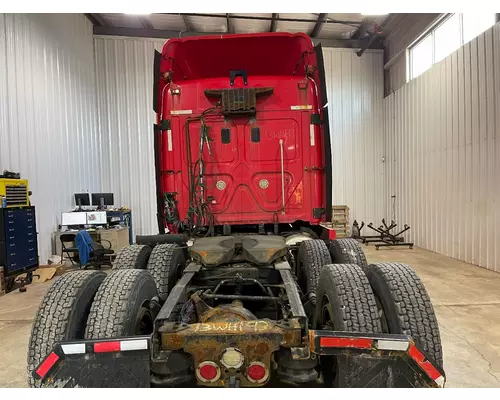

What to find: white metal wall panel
left=383, top=23, right=500, bottom=272
left=323, top=48, right=386, bottom=227
left=0, top=14, right=99, bottom=263
left=94, top=37, right=166, bottom=239
left=94, top=40, right=385, bottom=237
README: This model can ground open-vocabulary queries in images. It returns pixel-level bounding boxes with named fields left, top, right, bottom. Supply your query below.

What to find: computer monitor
left=61, top=212, right=87, bottom=227
left=91, top=193, right=114, bottom=208
left=86, top=211, right=107, bottom=225
left=74, top=193, right=90, bottom=207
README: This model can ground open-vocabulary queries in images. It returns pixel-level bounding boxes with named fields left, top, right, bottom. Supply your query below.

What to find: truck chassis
left=27, top=236, right=445, bottom=388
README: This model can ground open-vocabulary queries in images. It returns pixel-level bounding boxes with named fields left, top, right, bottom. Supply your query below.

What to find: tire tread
left=330, top=238, right=367, bottom=268
left=299, top=240, right=332, bottom=294
left=146, top=243, right=183, bottom=300
left=317, top=264, right=382, bottom=333
left=85, top=270, right=156, bottom=338
left=27, top=271, right=105, bottom=387
left=363, top=262, right=443, bottom=368
left=112, top=245, right=152, bottom=270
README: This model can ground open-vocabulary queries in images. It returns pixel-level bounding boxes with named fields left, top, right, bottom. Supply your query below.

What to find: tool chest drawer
left=0, top=206, right=38, bottom=276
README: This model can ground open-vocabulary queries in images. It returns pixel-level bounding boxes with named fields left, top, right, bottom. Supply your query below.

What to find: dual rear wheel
left=298, top=238, right=443, bottom=387
left=27, top=243, right=184, bottom=387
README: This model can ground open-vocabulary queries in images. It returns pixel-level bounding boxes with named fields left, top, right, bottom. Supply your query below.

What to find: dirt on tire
left=146, top=243, right=185, bottom=301
left=112, top=244, right=152, bottom=270
left=85, top=269, right=158, bottom=338
left=329, top=238, right=367, bottom=269
left=26, top=270, right=106, bottom=387
left=315, top=263, right=382, bottom=333
left=362, top=262, right=443, bottom=368
left=297, top=239, right=332, bottom=295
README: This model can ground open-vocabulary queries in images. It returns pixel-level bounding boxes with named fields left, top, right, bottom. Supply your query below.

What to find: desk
left=106, top=210, right=133, bottom=244
left=54, top=227, right=129, bottom=260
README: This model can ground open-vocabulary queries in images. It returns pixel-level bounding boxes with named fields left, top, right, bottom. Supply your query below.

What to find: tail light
left=247, top=361, right=268, bottom=383
left=197, top=361, right=221, bottom=383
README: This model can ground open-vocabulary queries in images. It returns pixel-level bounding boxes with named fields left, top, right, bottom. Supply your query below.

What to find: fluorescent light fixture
left=361, top=13, right=388, bottom=16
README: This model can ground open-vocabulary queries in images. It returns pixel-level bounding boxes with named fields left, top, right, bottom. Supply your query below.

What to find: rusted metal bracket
left=153, top=262, right=202, bottom=359
left=278, top=262, right=307, bottom=336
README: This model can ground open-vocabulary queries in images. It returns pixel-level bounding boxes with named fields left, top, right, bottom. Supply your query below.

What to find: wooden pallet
left=332, top=205, right=349, bottom=224
left=333, top=223, right=349, bottom=238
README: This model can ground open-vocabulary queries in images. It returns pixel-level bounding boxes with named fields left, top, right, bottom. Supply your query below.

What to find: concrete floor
left=1, top=246, right=499, bottom=388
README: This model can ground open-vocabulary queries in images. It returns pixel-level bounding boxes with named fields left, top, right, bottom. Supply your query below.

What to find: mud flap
left=32, top=336, right=151, bottom=388
left=334, top=355, right=437, bottom=388
left=311, top=331, right=445, bottom=388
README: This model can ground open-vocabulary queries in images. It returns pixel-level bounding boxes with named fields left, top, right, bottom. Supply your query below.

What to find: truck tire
left=362, top=262, right=443, bottom=369
left=314, top=264, right=382, bottom=333
left=112, top=244, right=152, bottom=270
left=329, top=238, right=367, bottom=269
left=85, top=269, right=158, bottom=338
left=314, top=264, right=382, bottom=387
left=146, top=243, right=185, bottom=301
left=297, top=239, right=332, bottom=295
left=27, top=270, right=106, bottom=387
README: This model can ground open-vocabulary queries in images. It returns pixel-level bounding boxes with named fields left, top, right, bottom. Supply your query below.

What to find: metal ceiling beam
left=310, top=13, right=328, bottom=38
left=356, top=16, right=392, bottom=57
left=138, top=16, right=153, bottom=30
left=356, top=33, right=382, bottom=57
left=93, top=26, right=384, bottom=49
left=270, top=13, right=278, bottom=32
left=182, top=15, right=192, bottom=32
left=163, top=13, right=360, bottom=26
left=351, top=18, right=371, bottom=39
left=313, top=37, right=384, bottom=49
left=226, top=13, right=233, bottom=33
left=85, top=13, right=108, bottom=27
left=84, top=14, right=99, bottom=26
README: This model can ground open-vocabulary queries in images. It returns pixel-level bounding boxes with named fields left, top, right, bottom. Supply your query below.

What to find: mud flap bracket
left=32, top=336, right=152, bottom=388
left=310, top=330, right=446, bottom=388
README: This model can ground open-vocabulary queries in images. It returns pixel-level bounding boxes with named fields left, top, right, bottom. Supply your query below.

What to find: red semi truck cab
left=153, top=32, right=333, bottom=235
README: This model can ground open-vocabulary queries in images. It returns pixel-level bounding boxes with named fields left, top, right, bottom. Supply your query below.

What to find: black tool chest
left=0, top=206, right=39, bottom=278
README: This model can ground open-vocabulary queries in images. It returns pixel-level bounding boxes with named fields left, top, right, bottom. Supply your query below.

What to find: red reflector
left=199, top=364, right=218, bottom=381
left=320, top=337, right=373, bottom=349
left=328, top=230, right=336, bottom=240
left=247, top=363, right=267, bottom=382
left=35, top=352, right=59, bottom=378
left=408, top=344, right=442, bottom=381
left=94, top=341, right=121, bottom=353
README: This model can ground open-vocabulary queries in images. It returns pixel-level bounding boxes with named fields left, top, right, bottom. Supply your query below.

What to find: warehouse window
left=434, top=14, right=461, bottom=63
left=408, top=13, right=496, bottom=80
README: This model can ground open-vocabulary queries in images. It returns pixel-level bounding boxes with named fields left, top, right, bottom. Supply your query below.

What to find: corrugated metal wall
left=0, top=14, right=99, bottom=263
left=93, top=39, right=386, bottom=236
left=384, top=23, right=500, bottom=272
left=323, top=48, right=386, bottom=227
left=94, top=37, right=165, bottom=238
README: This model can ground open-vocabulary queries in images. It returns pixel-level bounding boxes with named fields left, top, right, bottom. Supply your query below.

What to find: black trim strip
left=314, top=44, right=333, bottom=222
left=153, top=124, right=165, bottom=234
left=153, top=50, right=161, bottom=114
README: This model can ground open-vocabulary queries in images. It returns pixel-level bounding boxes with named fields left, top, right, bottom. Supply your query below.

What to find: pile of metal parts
left=352, top=219, right=414, bottom=250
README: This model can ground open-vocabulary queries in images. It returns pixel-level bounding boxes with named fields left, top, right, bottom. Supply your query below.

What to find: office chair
left=88, top=239, right=114, bottom=269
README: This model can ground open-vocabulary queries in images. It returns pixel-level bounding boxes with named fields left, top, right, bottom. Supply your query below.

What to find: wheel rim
left=135, top=307, right=154, bottom=335
left=375, top=295, right=389, bottom=333
left=320, top=297, right=334, bottom=330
